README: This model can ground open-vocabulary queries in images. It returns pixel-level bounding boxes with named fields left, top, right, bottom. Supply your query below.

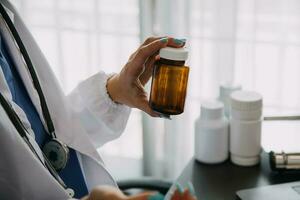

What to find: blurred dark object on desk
left=270, top=151, right=300, bottom=172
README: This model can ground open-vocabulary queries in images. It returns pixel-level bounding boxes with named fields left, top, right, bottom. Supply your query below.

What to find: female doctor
left=0, top=0, right=196, bottom=199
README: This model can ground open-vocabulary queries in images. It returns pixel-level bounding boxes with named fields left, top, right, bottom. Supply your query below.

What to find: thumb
left=136, top=97, right=159, bottom=117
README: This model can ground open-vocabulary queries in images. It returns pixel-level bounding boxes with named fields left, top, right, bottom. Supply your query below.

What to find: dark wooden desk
left=174, top=152, right=300, bottom=200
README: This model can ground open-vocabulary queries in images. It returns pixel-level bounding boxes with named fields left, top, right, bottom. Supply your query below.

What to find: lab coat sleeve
left=67, top=71, right=131, bottom=148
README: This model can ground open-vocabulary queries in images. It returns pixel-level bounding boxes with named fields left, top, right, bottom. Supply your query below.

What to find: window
left=11, top=0, right=143, bottom=159
left=11, top=0, right=300, bottom=179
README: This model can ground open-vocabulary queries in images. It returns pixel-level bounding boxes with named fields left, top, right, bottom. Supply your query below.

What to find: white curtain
left=141, top=0, right=300, bottom=179
left=11, top=0, right=300, bottom=180
left=10, top=0, right=144, bottom=161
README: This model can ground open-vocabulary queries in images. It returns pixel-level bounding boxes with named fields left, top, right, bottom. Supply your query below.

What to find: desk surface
left=175, top=152, right=300, bottom=200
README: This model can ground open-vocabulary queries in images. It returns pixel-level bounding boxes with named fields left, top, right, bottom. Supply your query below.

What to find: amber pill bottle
left=149, top=47, right=189, bottom=115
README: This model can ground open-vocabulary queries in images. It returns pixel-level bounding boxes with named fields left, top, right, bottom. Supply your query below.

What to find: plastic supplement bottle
left=230, top=91, right=263, bottom=166
left=194, top=101, right=229, bottom=164
left=219, top=82, right=242, bottom=118
left=149, top=47, right=189, bottom=115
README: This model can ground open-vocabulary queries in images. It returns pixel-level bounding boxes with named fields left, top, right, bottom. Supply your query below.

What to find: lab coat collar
left=0, top=14, right=47, bottom=130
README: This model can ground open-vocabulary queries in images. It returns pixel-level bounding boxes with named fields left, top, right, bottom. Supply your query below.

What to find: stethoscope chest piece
left=43, top=139, right=69, bottom=171
left=66, top=188, right=75, bottom=198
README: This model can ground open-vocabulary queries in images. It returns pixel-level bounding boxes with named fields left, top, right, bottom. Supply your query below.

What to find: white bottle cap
left=219, top=82, right=242, bottom=117
left=231, top=91, right=263, bottom=111
left=219, top=82, right=242, bottom=98
left=200, top=100, right=224, bottom=120
left=159, top=47, right=188, bottom=61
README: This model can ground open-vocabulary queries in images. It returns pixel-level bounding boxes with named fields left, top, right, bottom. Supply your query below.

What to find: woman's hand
left=170, top=189, right=197, bottom=200
left=107, top=36, right=186, bottom=117
left=169, top=183, right=197, bottom=200
left=81, top=185, right=154, bottom=200
left=81, top=183, right=197, bottom=200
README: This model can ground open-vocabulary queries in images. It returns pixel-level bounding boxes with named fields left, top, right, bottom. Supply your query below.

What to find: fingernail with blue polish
left=173, top=38, right=186, bottom=45
left=175, top=183, right=184, bottom=194
left=188, top=182, right=196, bottom=196
left=148, top=193, right=165, bottom=200
left=160, top=37, right=168, bottom=43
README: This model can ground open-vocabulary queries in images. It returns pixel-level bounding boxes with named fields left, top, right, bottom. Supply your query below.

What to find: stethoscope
left=0, top=3, right=74, bottom=197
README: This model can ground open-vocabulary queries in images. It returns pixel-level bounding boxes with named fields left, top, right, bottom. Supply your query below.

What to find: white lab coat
left=0, top=0, right=131, bottom=199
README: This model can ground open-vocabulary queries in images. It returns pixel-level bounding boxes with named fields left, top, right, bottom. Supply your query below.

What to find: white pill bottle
left=219, top=83, right=242, bottom=118
left=195, top=101, right=229, bottom=164
left=230, top=91, right=263, bottom=166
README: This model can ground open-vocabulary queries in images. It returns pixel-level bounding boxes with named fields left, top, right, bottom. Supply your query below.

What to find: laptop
left=236, top=181, right=300, bottom=200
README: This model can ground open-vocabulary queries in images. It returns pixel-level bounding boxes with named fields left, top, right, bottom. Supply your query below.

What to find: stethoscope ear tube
left=0, top=93, right=28, bottom=138
left=0, top=93, right=67, bottom=189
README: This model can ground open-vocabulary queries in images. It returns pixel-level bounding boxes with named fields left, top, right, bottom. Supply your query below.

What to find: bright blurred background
left=10, top=0, right=300, bottom=181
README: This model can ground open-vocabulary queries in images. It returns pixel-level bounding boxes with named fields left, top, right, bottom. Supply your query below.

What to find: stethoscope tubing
left=0, top=3, right=68, bottom=190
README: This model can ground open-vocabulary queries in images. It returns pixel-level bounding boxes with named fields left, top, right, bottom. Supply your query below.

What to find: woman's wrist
left=106, top=73, right=122, bottom=104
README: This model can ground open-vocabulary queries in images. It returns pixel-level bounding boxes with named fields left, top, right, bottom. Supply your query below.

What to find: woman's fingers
left=129, top=36, right=164, bottom=60
left=170, top=183, right=197, bottom=200
left=108, top=36, right=187, bottom=115
left=136, top=37, right=186, bottom=85
left=187, top=182, right=196, bottom=199
left=182, top=189, right=197, bottom=200
left=131, top=38, right=169, bottom=72
left=142, top=36, right=166, bottom=46
left=170, top=190, right=182, bottom=200
left=141, top=36, right=185, bottom=48
left=130, top=80, right=157, bottom=117
left=136, top=96, right=159, bottom=117
left=168, top=38, right=186, bottom=48
left=125, top=191, right=158, bottom=200
left=129, top=37, right=186, bottom=78
left=87, top=185, right=126, bottom=200
left=140, top=53, right=159, bottom=85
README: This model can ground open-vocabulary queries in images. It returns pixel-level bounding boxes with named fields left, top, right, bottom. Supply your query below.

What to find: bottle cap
left=231, top=91, right=263, bottom=111
left=219, top=82, right=242, bottom=117
left=159, top=47, right=188, bottom=61
left=200, top=100, right=224, bottom=120
left=219, top=82, right=242, bottom=98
